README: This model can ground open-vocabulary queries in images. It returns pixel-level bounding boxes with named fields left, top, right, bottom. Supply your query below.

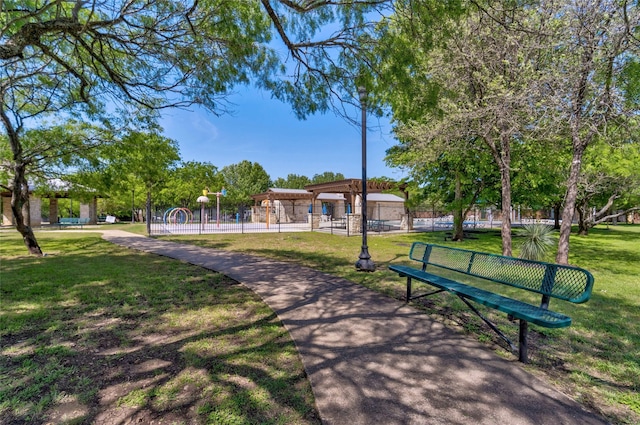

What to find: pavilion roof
left=251, top=180, right=401, bottom=203
left=304, top=178, right=396, bottom=194
left=251, top=188, right=313, bottom=202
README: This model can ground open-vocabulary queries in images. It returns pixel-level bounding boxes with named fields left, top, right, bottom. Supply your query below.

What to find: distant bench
left=58, top=217, right=90, bottom=229
left=389, top=242, right=594, bottom=362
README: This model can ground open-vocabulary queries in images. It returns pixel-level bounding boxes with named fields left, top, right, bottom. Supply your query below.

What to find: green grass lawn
left=2, top=224, right=639, bottom=424
left=0, top=231, right=320, bottom=425
left=156, top=224, right=640, bottom=425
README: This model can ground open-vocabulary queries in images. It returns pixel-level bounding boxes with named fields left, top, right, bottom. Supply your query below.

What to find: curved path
left=102, top=230, right=606, bottom=425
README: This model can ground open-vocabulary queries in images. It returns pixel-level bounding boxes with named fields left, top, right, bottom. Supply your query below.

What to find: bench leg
left=457, top=296, right=517, bottom=352
left=519, top=320, right=529, bottom=363
left=405, top=278, right=445, bottom=302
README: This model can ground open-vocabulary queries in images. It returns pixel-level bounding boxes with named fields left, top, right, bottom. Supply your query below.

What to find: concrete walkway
left=101, top=230, right=607, bottom=425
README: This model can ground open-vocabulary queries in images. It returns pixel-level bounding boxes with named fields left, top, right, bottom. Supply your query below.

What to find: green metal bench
left=58, top=217, right=90, bottom=229
left=389, top=242, right=594, bottom=362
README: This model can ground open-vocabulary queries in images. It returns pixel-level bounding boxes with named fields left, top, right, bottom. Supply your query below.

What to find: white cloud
left=161, top=109, right=219, bottom=144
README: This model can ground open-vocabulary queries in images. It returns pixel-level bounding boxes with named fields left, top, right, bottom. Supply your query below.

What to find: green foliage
left=159, top=161, right=223, bottom=208
left=620, top=58, right=640, bottom=109
left=272, top=174, right=312, bottom=189
left=311, top=172, right=345, bottom=184
left=2, top=0, right=393, bottom=253
left=371, top=0, right=466, bottom=121
left=0, top=120, right=113, bottom=197
left=510, top=137, right=570, bottom=210
left=516, top=223, right=555, bottom=261
left=220, top=160, right=271, bottom=207
left=580, top=141, right=640, bottom=209
left=74, top=131, right=180, bottom=196
left=378, top=0, right=640, bottom=259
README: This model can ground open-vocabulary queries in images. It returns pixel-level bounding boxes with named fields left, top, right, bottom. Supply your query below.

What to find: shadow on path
left=102, top=230, right=607, bottom=425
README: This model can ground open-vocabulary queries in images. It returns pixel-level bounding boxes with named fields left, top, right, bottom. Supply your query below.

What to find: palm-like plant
left=517, top=223, right=555, bottom=261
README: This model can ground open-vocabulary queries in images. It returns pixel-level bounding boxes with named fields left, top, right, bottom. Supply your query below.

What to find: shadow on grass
left=112, top=227, right=638, bottom=423
left=0, top=237, right=320, bottom=425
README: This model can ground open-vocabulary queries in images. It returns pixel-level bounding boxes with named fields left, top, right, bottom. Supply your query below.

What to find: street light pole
left=355, top=86, right=375, bottom=272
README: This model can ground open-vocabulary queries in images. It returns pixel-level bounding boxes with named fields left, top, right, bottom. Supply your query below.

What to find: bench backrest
left=409, top=242, right=594, bottom=304
left=60, top=217, right=90, bottom=224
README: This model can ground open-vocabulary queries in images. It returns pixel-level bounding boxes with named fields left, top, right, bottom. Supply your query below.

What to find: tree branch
left=593, top=207, right=639, bottom=225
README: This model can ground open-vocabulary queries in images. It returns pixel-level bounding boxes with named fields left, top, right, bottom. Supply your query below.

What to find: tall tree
left=548, top=0, right=640, bottom=264
left=311, top=171, right=346, bottom=184
left=272, top=173, right=312, bottom=189
left=82, top=131, right=181, bottom=233
left=388, top=133, right=498, bottom=240
left=220, top=160, right=271, bottom=208
left=378, top=1, right=552, bottom=255
left=378, top=0, right=639, bottom=261
left=574, top=140, right=640, bottom=235
left=0, top=119, right=111, bottom=251
left=158, top=161, right=224, bottom=209
left=1, top=0, right=392, bottom=254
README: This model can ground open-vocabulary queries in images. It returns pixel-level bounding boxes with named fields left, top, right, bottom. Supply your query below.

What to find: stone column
left=2, top=196, right=13, bottom=225
left=29, top=195, right=42, bottom=227
left=80, top=203, right=90, bottom=220
left=88, top=197, right=98, bottom=224
left=348, top=214, right=362, bottom=234
left=49, top=198, right=59, bottom=224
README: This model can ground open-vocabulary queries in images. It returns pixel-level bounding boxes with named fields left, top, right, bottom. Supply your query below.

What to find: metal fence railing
left=149, top=206, right=312, bottom=235
left=146, top=204, right=556, bottom=236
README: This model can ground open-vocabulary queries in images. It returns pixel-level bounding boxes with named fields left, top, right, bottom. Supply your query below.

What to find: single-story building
left=250, top=179, right=407, bottom=227
left=1, top=191, right=98, bottom=226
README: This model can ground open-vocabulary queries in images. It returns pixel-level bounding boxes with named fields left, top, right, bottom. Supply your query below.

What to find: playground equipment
left=163, top=207, right=193, bottom=224
left=202, top=187, right=226, bottom=227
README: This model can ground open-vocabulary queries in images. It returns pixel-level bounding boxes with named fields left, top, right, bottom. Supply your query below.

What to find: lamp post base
left=355, top=247, right=376, bottom=272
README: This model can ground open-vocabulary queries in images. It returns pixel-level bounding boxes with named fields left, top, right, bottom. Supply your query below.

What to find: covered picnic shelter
left=304, top=178, right=400, bottom=216
left=250, top=179, right=408, bottom=228
left=1, top=190, right=99, bottom=227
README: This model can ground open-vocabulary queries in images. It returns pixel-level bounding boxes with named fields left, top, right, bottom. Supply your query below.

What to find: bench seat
left=389, top=264, right=571, bottom=328
left=58, top=218, right=90, bottom=228
left=389, top=243, right=593, bottom=362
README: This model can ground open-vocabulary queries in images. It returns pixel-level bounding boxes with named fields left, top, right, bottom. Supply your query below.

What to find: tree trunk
left=556, top=142, right=587, bottom=264
left=485, top=133, right=512, bottom=256
left=11, top=174, right=43, bottom=256
left=499, top=135, right=512, bottom=256
left=452, top=173, right=464, bottom=241
left=500, top=168, right=513, bottom=256
left=576, top=201, right=589, bottom=236
left=553, top=204, right=561, bottom=229
left=146, top=189, right=152, bottom=235
left=1, top=104, right=43, bottom=255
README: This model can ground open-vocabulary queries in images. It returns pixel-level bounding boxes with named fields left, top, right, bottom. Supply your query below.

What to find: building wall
left=1, top=195, right=42, bottom=226
left=250, top=197, right=405, bottom=223
left=29, top=196, right=42, bottom=226
left=1, top=196, right=12, bottom=225
left=1, top=195, right=97, bottom=226
left=367, top=201, right=405, bottom=221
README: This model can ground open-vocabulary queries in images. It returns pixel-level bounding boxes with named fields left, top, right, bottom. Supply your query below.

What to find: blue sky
left=159, top=86, right=406, bottom=182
